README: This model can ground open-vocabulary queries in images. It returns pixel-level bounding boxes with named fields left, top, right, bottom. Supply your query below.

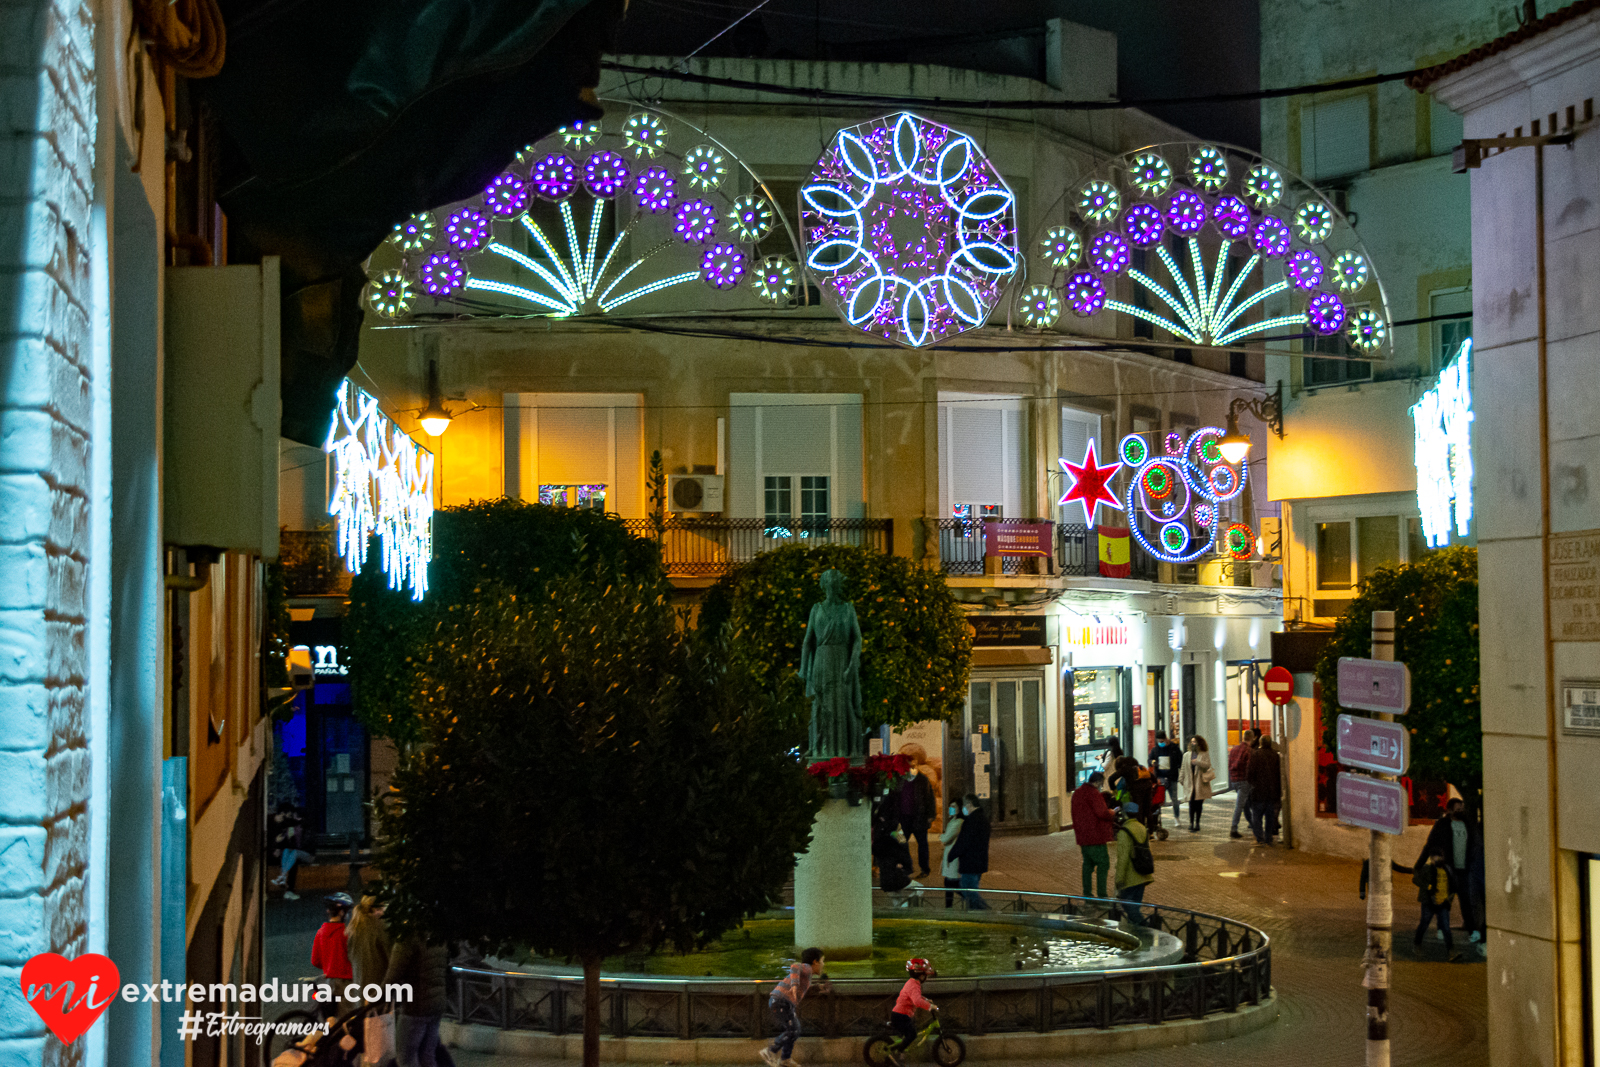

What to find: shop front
left=277, top=617, right=372, bottom=847
left=1061, top=615, right=1139, bottom=790
left=953, top=615, right=1053, bottom=835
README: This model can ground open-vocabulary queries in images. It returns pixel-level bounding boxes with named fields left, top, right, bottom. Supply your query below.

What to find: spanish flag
left=1098, top=526, right=1131, bottom=578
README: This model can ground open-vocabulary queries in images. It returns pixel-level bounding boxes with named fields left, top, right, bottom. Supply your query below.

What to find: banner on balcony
left=984, top=522, right=1052, bottom=557
left=1097, top=526, right=1131, bottom=578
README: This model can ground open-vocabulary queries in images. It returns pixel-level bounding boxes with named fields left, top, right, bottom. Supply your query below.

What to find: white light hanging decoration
left=1411, top=338, right=1473, bottom=547
left=325, top=380, right=435, bottom=601
left=799, top=112, right=1020, bottom=347
left=362, top=104, right=805, bottom=321
left=1016, top=142, right=1392, bottom=360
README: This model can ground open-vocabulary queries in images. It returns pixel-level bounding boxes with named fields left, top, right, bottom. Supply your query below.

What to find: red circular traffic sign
left=1263, top=665, right=1295, bottom=706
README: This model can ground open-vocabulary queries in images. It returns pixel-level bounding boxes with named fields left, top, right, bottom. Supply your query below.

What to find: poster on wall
left=889, top=720, right=947, bottom=832
left=1168, top=688, right=1180, bottom=737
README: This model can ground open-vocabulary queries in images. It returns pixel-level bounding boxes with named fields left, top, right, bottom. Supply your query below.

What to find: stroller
left=1148, top=779, right=1170, bottom=841
left=269, top=1002, right=375, bottom=1067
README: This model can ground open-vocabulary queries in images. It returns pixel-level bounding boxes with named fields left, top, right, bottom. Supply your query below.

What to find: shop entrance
left=964, top=674, right=1046, bottom=832
left=1069, top=666, right=1129, bottom=789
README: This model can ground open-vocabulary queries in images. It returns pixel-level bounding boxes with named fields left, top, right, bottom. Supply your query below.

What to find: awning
left=971, top=647, right=1054, bottom=667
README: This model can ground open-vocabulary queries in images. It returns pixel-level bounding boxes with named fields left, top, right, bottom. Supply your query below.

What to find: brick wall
left=0, top=0, right=97, bottom=1062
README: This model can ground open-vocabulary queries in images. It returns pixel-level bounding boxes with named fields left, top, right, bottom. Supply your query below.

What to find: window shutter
left=951, top=406, right=1004, bottom=506
left=1301, top=96, right=1370, bottom=180
left=538, top=407, right=612, bottom=484
left=728, top=405, right=758, bottom=517
left=833, top=404, right=864, bottom=518
left=1003, top=408, right=1024, bottom=518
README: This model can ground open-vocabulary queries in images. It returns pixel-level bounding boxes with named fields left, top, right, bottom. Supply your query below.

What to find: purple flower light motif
left=1307, top=291, right=1346, bottom=335
left=1064, top=271, right=1106, bottom=316
left=674, top=199, right=719, bottom=244
left=1250, top=215, right=1291, bottom=257
left=700, top=244, right=747, bottom=289
left=1287, top=248, right=1324, bottom=290
left=444, top=208, right=489, bottom=252
left=419, top=252, right=466, bottom=297
left=583, top=151, right=631, bottom=198
left=1166, top=189, right=1208, bottom=235
left=632, top=166, right=677, bottom=214
left=1193, top=503, right=1215, bottom=528
left=1123, top=203, right=1165, bottom=248
left=484, top=174, right=528, bottom=217
left=529, top=154, right=578, bottom=200
left=1212, top=196, right=1250, bottom=239
left=1088, top=231, right=1131, bottom=275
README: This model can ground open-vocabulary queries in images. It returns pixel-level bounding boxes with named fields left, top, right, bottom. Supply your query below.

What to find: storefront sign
left=968, top=615, right=1046, bottom=646
left=1132, top=703, right=1142, bottom=726
left=1550, top=530, right=1600, bottom=641
left=984, top=522, right=1052, bottom=557
left=1062, top=622, right=1130, bottom=646
left=1562, top=680, right=1600, bottom=736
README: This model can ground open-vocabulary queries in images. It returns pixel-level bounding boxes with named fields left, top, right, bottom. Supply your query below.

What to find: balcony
left=622, top=517, right=894, bottom=578
left=936, top=519, right=1159, bottom=581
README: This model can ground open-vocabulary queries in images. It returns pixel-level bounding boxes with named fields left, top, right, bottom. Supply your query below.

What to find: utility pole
left=1364, top=610, right=1395, bottom=1067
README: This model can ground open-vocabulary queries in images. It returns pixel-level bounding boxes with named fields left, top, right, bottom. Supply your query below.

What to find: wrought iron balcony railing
left=622, top=517, right=893, bottom=577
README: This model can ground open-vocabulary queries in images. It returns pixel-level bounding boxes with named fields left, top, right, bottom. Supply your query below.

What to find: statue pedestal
left=793, top=798, right=873, bottom=960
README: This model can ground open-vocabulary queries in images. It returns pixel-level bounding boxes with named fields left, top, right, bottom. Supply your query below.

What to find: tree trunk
left=582, top=952, right=602, bottom=1067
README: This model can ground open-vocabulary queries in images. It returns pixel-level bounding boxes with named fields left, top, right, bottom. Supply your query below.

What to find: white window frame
left=938, top=392, right=1028, bottom=519
left=1304, top=497, right=1425, bottom=617
left=502, top=392, right=643, bottom=516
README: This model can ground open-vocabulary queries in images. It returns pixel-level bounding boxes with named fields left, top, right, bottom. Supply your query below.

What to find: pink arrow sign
left=1335, top=773, right=1410, bottom=835
left=1336, top=657, right=1411, bottom=715
left=1336, top=714, right=1409, bottom=775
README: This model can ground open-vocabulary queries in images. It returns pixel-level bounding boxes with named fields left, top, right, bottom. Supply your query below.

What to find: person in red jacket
left=886, top=958, right=937, bottom=1065
left=1071, top=771, right=1116, bottom=898
left=310, top=893, right=354, bottom=985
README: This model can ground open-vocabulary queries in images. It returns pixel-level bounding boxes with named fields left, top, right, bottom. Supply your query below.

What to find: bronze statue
left=800, top=569, right=865, bottom=758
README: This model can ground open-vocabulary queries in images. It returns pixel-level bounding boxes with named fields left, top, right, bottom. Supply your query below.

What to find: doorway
left=1181, top=663, right=1198, bottom=743
left=965, top=675, right=1046, bottom=831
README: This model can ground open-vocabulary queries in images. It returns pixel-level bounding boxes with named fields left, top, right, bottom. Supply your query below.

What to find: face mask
left=947, top=805, right=957, bottom=817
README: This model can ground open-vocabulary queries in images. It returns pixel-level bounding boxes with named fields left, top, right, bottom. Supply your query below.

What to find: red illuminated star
left=1058, top=440, right=1124, bottom=526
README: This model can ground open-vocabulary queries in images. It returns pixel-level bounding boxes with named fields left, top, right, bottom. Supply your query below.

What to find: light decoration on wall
left=1057, top=440, right=1123, bottom=526
left=324, top=380, right=434, bottom=601
left=798, top=112, right=1019, bottom=347
left=1102, top=427, right=1251, bottom=564
left=1015, top=142, right=1391, bottom=357
left=1412, top=337, right=1473, bottom=547
left=363, top=104, right=804, bottom=320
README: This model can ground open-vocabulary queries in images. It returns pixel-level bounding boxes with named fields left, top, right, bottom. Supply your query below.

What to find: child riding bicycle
left=888, top=958, right=936, bottom=1064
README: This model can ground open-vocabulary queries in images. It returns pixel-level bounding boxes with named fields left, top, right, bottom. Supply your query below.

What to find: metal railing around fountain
left=446, top=887, right=1272, bottom=1039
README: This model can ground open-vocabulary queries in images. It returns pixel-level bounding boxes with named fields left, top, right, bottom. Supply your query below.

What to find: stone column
left=792, top=799, right=873, bottom=960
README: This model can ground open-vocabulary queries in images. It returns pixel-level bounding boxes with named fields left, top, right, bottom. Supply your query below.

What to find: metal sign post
left=1362, top=612, right=1396, bottom=1067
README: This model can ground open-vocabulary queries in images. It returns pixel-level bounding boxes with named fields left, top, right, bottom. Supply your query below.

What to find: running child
left=760, top=948, right=832, bottom=1067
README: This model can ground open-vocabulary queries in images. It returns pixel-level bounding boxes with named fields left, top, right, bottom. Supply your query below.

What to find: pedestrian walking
left=1113, top=802, right=1155, bottom=926
left=1149, top=732, right=1183, bottom=826
left=1228, top=729, right=1258, bottom=839
left=1412, top=850, right=1462, bottom=962
left=1099, top=738, right=1124, bottom=783
left=1070, top=771, right=1116, bottom=898
left=311, top=893, right=354, bottom=985
left=947, top=794, right=991, bottom=910
left=939, top=801, right=964, bottom=908
left=385, top=935, right=450, bottom=1067
left=895, top=769, right=937, bottom=878
left=1245, top=736, right=1283, bottom=845
left=1176, top=736, right=1214, bottom=832
left=1418, top=797, right=1484, bottom=942
left=346, top=894, right=392, bottom=994
left=760, top=948, right=832, bottom=1067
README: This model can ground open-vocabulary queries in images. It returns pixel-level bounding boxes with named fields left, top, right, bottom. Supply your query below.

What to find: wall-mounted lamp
left=1218, top=382, right=1285, bottom=464
left=418, top=360, right=454, bottom=437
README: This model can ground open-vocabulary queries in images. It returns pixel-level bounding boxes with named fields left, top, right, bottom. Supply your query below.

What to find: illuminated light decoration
left=1194, top=433, right=1222, bottom=464
left=1225, top=522, right=1254, bottom=561
left=1194, top=502, right=1215, bottom=527
left=1120, top=425, right=1250, bottom=563
left=1208, top=464, right=1238, bottom=495
left=1040, top=226, right=1082, bottom=268
left=674, top=199, right=720, bottom=243
left=1088, top=231, right=1131, bottom=274
left=582, top=151, right=631, bottom=198
left=1411, top=338, right=1474, bottom=547
left=1143, top=464, right=1172, bottom=500
left=632, top=166, right=677, bottom=214
left=1079, top=180, right=1121, bottom=223
left=1286, top=248, right=1324, bottom=290
left=529, top=154, right=579, bottom=200
left=1306, top=291, right=1346, bottom=334
left=798, top=112, right=1020, bottom=347
left=484, top=173, right=529, bottom=216
left=1294, top=200, right=1335, bottom=243
left=324, top=380, right=434, bottom=602
left=1057, top=439, right=1124, bottom=526
left=366, top=270, right=414, bottom=319
left=1160, top=523, right=1190, bottom=554
left=727, top=194, right=775, bottom=242
left=1018, top=284, right=1061, bottom=328
left=1166, top=189, right=1208, bottom=235
left=1119, top=433, right=1148, bottom=467
left=1128, top=152, right=1172, bottom=196
left=622, top=112, right=669, bottom=158
left=700, top=243, right=747, bottom=289
left=1242, top=164, right=1283, bottom=208
left=1164, top=432, right=1183, bottom=456
left=418, top=252, right=466, bottom=297
left=682, top=144, right=729, bottom=191
left=1123, top=203, right=1166, bottom=247
left=1212, top=195, right=1251, bottom=239
left=444, top=208, right=489, bottom=252
left=751, top=256, right=796, bottom=303
left=1064, top=271, right=1106, bottom=316
left=1188, top=146, right=1229, bottom=191
left=1250, top=215, right=1291, bottom=257
left=558, top=120, right=600, bottom=149
left=396, top=212, right=435, bottom=253
left=1331, top=250, right=1369, bottom=293
left=1347, top=307, right=1388, bottom=351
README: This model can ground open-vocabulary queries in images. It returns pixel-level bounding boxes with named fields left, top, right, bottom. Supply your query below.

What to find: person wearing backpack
left=1114, top=802, right=1155, bottom=926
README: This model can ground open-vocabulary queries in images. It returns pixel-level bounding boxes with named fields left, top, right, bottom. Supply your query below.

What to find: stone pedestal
left=793, top=798, right=873, bottom=960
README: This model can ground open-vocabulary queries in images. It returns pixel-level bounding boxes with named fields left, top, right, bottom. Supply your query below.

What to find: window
left=728, top=393, right=863, bottom=520
left=1316, top=521, right=1353, bottom=590
left=1313, top=514, right=1429, bottom=615
left=1430, top=287, right=1472, bottom=370
left=1301, top=95, right=1371, bottom=180
left=764, top=474, right=831, bottom=536
left=1356, top=515, right=1399, bottom=580
left=938, top=394, right=1028, bottom=519
left=539, top=484, right=607, bottom=510
left=503, top=393, right=642, bottom=515
left=1305, top=309, right=1372, bottom=386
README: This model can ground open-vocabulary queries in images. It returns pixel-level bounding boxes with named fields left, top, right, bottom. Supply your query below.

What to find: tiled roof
left=1406, top=0, right=1600, bottom=90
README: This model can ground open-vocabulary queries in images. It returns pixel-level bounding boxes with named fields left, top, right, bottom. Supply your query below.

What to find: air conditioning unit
left=668, top=474, right=724, bottom=513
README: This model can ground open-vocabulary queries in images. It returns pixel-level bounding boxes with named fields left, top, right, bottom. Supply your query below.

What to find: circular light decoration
left=798, top=112, right=1020, bottom=347
left=1128, top=152, right=1173, bottom=197
left=1123, top=203, right=1165, bottom=247
left=529, top=154, right=579, bottom=200
left=1018, top=284, right=1061, bottom=328
left=366, top=270, right=413, bottom=319
left=1143, top=464, right=1173, bottom=500
left=1195, top=434, right=1223, bottom=464
left=1242, top=164, right=1283, bottom=208
left=1294, top=200, right=1335, bottom=243
left=1064, top=271, right=1106, bottom=316
left=1347, top=307, right=1388, bottom=351
left=1119, top=433, right=1148, bottom=467
left=674, top=199, right=719, bottom=243
left=1040, top=226, right=1082, bottom=268
left=1188, top=146, right=1229, bottom=191
left=1225, top=522, right=1254, bottom=561
left=1286, top=248, right=1324, bottom=290
left=396, top=212, right=435, bottom=253
left=1079, top=180, right=1121, bottom=223
left=1212, top=195, right=1251, bottom=239
left=1250, top=215, right=1292, bottom=257
left=700, top=243, right=746, bottom=289
left=483, top=173, right=528, bottom=217
left=622, top=112, right=669, bottom=158
left=727, top=194, right=774, bottom=242
left=1307, top=291, right=1346, bottom=335
left=682, top=145, right=729, bottom=192
left=1331, top=250, right=1369, bottom=293
left=1119, top=425, right=1250, bottom=563
left=558, top=120, right=600, bottom=149
left=418, top=252, right=466, bottom=297
left=582, top=151, right=630, bottom=198
left=751, top=256, right=796, bottom=303
left=1193, top=502, right=1215, bottom=528
left=631, top=165, right=677, bottom=214
left=444, top=208, right=489, bottom=252
left=1088, top=231, right=1131, bottom=274
left=1160, top=523, right=1191, bottom=555
left=1164, top=432, right=1184, bottom=456
left=1166, top=189, right=1208, bottom=235
left=1208, top=464, right=1238, bottom=496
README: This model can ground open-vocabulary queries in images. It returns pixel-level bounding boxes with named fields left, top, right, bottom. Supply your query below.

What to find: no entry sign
left=1335, top=773, right=1410, bottom=835
left=1263, top=665, right=1294, bottom=706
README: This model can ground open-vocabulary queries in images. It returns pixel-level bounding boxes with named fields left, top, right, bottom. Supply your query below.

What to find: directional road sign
left=1336, top=657, right=1411, bottom=715
left=1335, top=773, right=1409, bottom=835
left=1336, top=714, right=1409, bottom=775
left=1263, top=665, right=1295, bottom=706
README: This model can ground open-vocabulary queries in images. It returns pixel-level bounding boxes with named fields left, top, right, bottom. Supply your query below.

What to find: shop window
left=965, top=677, right=1046, bottom=826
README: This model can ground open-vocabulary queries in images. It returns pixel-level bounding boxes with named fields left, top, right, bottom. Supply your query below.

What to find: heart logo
left=20, top=953, right=120, bottom=1044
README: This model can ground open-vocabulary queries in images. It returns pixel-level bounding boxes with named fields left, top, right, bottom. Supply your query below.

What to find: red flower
left=806, top=757, right=851, bottom=779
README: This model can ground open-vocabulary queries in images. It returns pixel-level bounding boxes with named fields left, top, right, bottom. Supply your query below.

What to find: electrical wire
left=682, top=0, right=777, bottom=61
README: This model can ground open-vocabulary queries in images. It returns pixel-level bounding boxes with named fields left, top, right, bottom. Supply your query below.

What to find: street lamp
left=1218, top=414, right=1252, bottom=464
left=418, top=360, right=453, bottom=437
left=1219, top=384, right=1286, bottom=464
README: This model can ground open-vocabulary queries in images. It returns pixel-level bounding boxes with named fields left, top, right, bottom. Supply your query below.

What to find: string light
left=484, top=173, right=529, bottom=216
left=751, top=256, right=796, bottom=303
left=1078, top=180, right=1121, bottom=223
left=1166, top=189, right=1208, bottom=235
left=1307, top=291, right=1346, bottom=334
left=530, top=154, right=579, bottom=200
left=1347, top=306, right=1387, bottom=350
left=1411, top=338, right=1473, bottom=546
left=558, top=119, right=600, bottom=149
left=1124, top=203, right=1165, bottom=247
left=700, top=243, right=747, bottom=289
left=727, top=194, right=775, bottom=241
left=1119, top=426, right=1249, bottom=563
left=1127, top=152, right=1173, bottom=197
left=1331, top=250, right=1369, bottom=293
left=419, top=252, right=466, bottom=297
left=582, top=151, right=631, bottom=198
left=623, top=112, right=669, bottom=158
left=682, top=144, right=729, bottom=191
left=1065, top=271, right=1106, bottom=316
left=396, top=212, right=435, bottom=253
left=632, top=166, right=678, bottom=214
left=1242, top=164, right=1283, bottom=208
left=444, top=208, right=489, bottom=252
left=1188, top=146, right=1229, bottom=191
left=1287, top=248, right=1323, bottom=290
left=366, top=271, right=414, bottom=319
left=1088, top=231, right=1131, bottom=274
left=674, top=199, right=720, bottom=243
left=1018, top=284, right=1061, bottom=328
left=1040, top=225, right=1082, bottom=268
left=1212, top=195, right=1250, bottom=239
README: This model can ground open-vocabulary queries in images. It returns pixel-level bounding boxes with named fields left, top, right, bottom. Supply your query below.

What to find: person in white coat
left=1176, top=736, right=1215, bottom=833
left=939, top=801, right=964, bottom=908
